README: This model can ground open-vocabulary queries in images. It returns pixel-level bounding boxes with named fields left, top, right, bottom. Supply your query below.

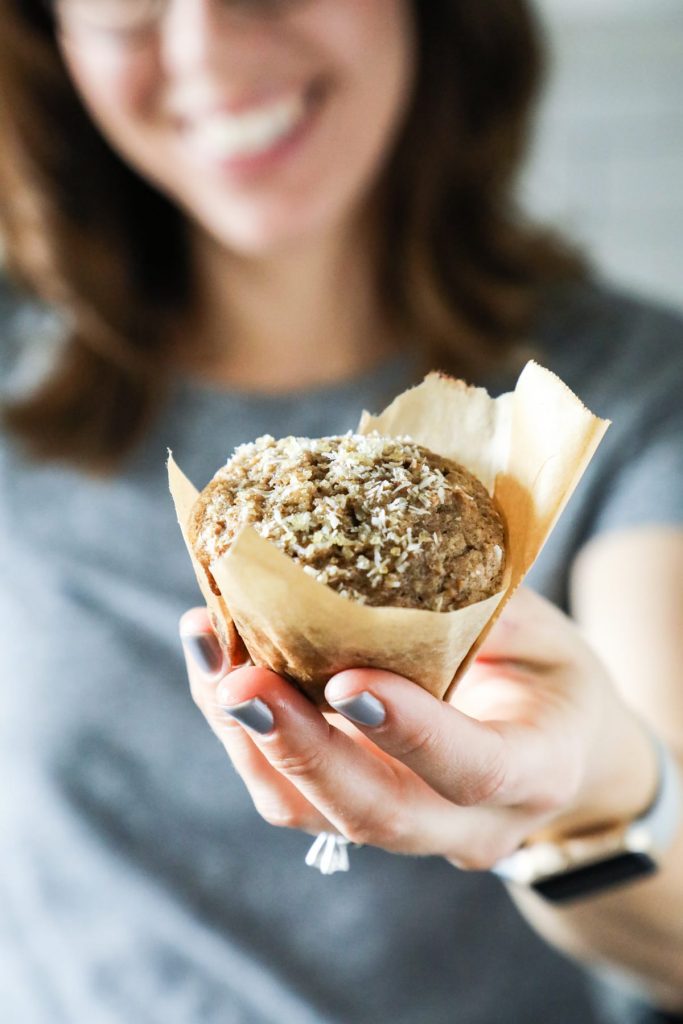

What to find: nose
left=159, top=0, right=272, bottom=80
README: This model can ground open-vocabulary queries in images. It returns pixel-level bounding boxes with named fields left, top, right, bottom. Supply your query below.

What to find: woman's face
left=57, top=0, right=415, bottom=256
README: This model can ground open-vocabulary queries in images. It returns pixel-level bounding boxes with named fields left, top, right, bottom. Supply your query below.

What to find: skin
left=182, top=542, right=683, bottom=1008
left=57, top=0, right=412, bottom=389
left=57, top=0, right=683, bottom=1009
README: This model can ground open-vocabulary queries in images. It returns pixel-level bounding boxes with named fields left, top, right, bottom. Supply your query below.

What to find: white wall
left=538, top=0, right=680, bottom=18
left=522, top=0, right=683, bottom=309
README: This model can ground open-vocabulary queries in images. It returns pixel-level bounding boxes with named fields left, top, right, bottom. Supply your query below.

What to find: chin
left=199, top=198, right=342, bottom=258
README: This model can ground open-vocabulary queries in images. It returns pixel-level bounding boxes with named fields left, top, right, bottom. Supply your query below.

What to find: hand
left=179, top=589, right=658, bottom=869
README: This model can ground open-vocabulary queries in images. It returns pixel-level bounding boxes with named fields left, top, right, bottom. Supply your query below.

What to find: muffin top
left=189, top=432, right=506, bottom=612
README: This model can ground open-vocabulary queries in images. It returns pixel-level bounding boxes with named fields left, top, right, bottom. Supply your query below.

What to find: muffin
left=189, top=432, right=506, bottom=613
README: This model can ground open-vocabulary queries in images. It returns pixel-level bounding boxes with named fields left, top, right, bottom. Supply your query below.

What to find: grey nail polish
left=329, top=692, right=386, bottom=727
left=181, top=632, right=225, bottom=677
left=222, top=698, right=274, bottom=735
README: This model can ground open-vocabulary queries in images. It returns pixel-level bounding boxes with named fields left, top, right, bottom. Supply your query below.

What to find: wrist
left=538, top=703, right=659, bottom=842
left=494, top=728, right=682, bottom=902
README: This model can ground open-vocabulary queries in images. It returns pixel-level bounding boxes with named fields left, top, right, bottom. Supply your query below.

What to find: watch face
left=532, top=852, right=657, bottom=903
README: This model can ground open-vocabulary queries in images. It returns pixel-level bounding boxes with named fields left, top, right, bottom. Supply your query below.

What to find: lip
left=178, top=79, right=326, bottom=180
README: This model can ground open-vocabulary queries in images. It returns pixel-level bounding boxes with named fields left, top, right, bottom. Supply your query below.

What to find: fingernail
left=222, top=698, right=274, bottom=735
left=328, top=692, right=386, bottom=727
left=181, top=631, right=225, bottom=677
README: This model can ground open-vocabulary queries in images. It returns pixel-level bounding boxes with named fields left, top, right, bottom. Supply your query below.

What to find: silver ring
left=305, top=832, right=352, bottom=875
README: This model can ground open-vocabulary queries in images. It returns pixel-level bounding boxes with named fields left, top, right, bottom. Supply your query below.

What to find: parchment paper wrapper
left=169, top=361, right=609, bottom=706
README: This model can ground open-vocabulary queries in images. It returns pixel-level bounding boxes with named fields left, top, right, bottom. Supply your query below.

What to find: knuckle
left=373, top=810, right=408, bottom=849
left=338, top=807, right=407, bottom=850
left=337, top=820, right=375, bottom=846
left=457, top=749, right=507, bottom=808
left=254, top=800, right=302, bottom=831
left=268, top=745, right=326, bottom=781
left=386, top=720, right=438, bottom=762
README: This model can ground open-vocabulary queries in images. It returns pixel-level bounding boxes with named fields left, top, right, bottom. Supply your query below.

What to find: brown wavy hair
left=0, top=0, right=585, bottom=472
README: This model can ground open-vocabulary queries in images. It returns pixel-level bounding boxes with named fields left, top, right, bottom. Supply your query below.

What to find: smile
left=188, top=91, right=311, bottom=162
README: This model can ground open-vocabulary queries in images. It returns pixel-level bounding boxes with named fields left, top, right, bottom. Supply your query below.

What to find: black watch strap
left=492, top=733, right=682, bottom=903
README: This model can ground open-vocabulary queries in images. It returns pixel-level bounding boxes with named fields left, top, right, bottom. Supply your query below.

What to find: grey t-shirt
left=1, top=276, right=682, bottom=1024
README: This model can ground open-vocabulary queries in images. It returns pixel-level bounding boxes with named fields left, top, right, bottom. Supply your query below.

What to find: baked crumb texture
left=189, top=433, right=506, bottom=612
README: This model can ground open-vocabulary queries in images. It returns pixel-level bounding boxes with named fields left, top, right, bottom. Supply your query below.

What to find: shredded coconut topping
left=190, top=432, right=506, bottom=611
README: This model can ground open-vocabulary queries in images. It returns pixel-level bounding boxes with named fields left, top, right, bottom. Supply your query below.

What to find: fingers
left=180, top=610, right=331, bottom=835
left=325, top=669, right=505, bottom=805
left=179, top=608, right=578, bottom=863
left=180, top=607, right=228, bottom=683
left=324, top=668, right=577, bottom=815
left=214, top=665, right=410, bottom=846
left=216, top=664, right=492, bottom=855
left=179, top=606, right=250, bottom=677
left=215, top=664, right=544, bottom=863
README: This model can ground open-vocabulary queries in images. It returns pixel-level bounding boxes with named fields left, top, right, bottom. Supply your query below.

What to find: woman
left=1, top=1, right=682, bottom=1022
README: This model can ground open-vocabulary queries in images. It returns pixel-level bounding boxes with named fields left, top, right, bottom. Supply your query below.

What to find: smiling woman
left=53, top=0, right=416, bottom=253
left=1, top=3, right=683, bottom=1024
left=0, top=0, right=580, bottom=467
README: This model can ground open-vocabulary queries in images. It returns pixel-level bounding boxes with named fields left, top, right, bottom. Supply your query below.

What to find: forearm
left=507, top=759, right=683, bottom=1012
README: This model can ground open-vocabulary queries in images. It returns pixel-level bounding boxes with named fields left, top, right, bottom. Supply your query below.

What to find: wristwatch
left=492, top=733, right=682, bottom=903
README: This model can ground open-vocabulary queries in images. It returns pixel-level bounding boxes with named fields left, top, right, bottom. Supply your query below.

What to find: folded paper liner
left=169, top=361, right=609, bottom=707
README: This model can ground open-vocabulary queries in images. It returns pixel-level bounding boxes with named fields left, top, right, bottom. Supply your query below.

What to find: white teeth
left=192, top=94, right=307, bottom=160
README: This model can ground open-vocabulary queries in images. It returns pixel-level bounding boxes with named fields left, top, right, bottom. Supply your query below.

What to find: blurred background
left=525, top=0, right=683, bottom=310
